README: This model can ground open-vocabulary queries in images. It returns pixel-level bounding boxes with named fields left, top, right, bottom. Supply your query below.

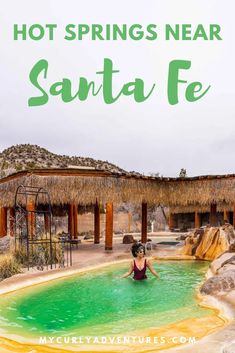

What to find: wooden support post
left=128, top=211, right=132, bottom=233
left=195, top=211, right=201, bottom=228
left=233, top=205, right=235, bottom=228
left=105, top=202, right=113, bottom=250
left=9, top=208, right=15, bottom=237
left=94, top=200, right=100, bottom=244
left=169, top=211, right=175, bottom=230
left=141, top=202, right=147, bottom=243
left=68, top=204, right=74, bottom=238
left=68, top=204, right=78, bottom=239
left=223, top=209, right=229, bottom=223
left=73, top=204, right=78, bottom=239
left=210, top=203, right=217, bottom=226
left=27, top=202, right=35, bottom=239
left=44, top=214, right=50, bottom=235
left=0, top=207, right=7, bottom=237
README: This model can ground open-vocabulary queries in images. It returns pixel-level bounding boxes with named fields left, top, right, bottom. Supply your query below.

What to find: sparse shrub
left=26, top=161, right=36, bottom=168
left=13, top=246, right=28, bottom=265
left=15, top=163, right=23, bottom=171
left=0, top=254, right=22, bottom=280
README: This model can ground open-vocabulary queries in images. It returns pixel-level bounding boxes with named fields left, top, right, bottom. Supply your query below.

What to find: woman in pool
left=122, top=242, right=160, bottom=280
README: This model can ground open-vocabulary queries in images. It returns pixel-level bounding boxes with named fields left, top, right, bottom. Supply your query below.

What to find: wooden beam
left=0, top=207, right=7, bottom=237
left=105, top=202, right=113, bottom=250
left=94, top=200, right=100, bottom=244
left=141, top=202, right=147, bottom=243
left=210, top=203, right=217, bottom=226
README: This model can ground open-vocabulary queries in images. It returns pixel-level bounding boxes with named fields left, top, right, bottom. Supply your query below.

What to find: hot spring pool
left=0, top=261, right=212, bottom=341
left=0, top=261, right=215, bottom=339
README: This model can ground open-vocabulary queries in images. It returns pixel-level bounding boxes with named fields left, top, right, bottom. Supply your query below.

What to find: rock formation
left=200, top=269, right=235, bottom=295
left=181, top=225, right=235, bottom=261
left=122, top=234, right=135, bottom=244
left=199, top=232, right=235, bottom=296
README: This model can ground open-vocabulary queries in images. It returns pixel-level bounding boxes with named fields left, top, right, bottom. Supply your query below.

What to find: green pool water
left=0, top=261, right=212, bottom=339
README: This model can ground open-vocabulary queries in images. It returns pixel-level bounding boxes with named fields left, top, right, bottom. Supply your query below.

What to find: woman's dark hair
left=131, top=242, right=145, bottom=257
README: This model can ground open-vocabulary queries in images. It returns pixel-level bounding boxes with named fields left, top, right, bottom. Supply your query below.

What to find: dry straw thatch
left=0, top=170, right=162, bottom=207
left=1, top=169, right=235, bottom=208
left=165, top=176, right=235, bottom=209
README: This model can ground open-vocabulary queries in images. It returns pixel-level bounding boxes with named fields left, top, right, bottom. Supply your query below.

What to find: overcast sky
left=0, top=0, right=234, bottom=177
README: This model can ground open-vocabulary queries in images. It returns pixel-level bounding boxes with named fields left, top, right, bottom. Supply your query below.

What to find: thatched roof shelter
left=0, top=168, right=159, bottom=207
left=170, top=204, right=234, bottom=214
left=164, top=175, right=235, bottom=209
left=1, top=169, right=235, bottom=209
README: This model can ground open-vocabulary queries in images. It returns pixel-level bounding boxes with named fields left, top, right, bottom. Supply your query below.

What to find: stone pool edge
left=159, top=256, right=235, bottom=353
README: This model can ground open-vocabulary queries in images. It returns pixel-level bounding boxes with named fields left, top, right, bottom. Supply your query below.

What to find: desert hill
left=0, top=144, right=129, bottom=178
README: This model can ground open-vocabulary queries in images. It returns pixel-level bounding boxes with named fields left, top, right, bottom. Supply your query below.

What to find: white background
left=0, top=0, right=234, bottom=176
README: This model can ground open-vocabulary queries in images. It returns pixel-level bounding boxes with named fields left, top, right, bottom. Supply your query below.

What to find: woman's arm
left=121, top=261, right=134, bottom=278
left=147, top=259, right=160, bottom=278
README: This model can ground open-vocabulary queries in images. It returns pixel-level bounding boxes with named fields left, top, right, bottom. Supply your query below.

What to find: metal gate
left=14, top=185, right=72, bottom=270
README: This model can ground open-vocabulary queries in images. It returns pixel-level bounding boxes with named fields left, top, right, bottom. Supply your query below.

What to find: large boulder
left=122, top=234, right=135, bottom=244
left=200, top=269, right=235, bottom=295
left=211, top=253, right=235, bottom=274
left=200, top=250, right=235, bottom=296
left=181, top=225, right=235, bottom=261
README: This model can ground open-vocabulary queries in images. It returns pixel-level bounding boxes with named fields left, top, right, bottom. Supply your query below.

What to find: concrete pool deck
left=0, top=234, right=235, bottom=353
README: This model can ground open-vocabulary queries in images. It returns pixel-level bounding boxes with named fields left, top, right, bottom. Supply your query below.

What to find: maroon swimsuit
left=133, top=259, right=147, bottom=280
